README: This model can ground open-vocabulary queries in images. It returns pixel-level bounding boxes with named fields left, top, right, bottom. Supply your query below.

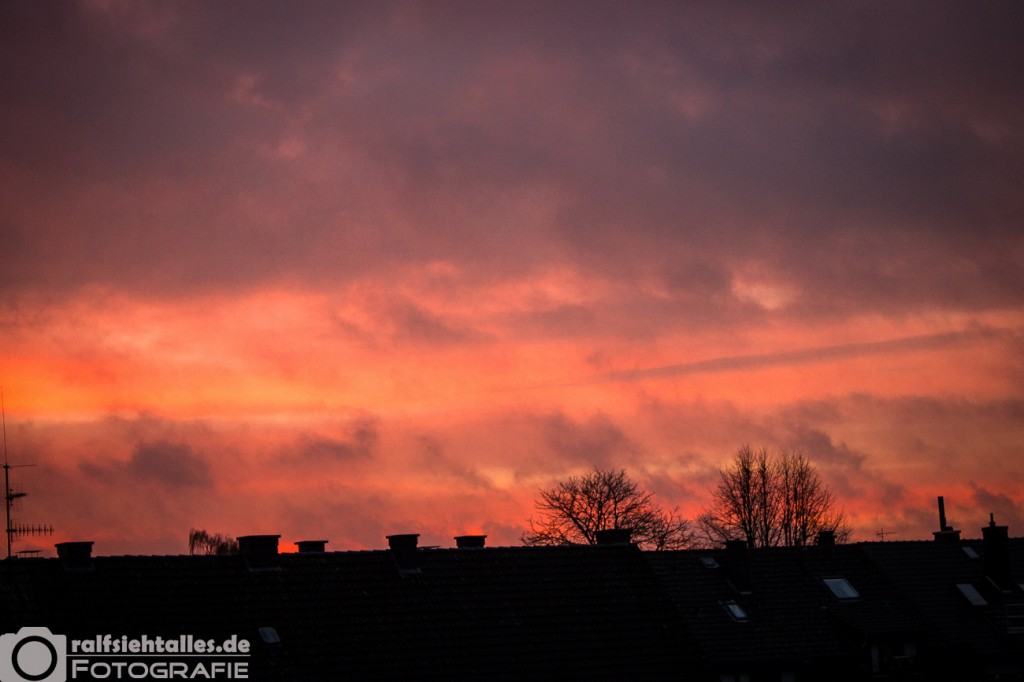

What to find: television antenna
left=2, top=388, right=53, bottom=559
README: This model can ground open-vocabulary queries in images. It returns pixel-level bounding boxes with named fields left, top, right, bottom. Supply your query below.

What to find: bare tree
left=697, top=446, right=850, bottom=548
left=776, top=452, right=849, bottom=546
left=522, top=466, right=693, bottom=550
left=188, top=528, right=239, bottom=556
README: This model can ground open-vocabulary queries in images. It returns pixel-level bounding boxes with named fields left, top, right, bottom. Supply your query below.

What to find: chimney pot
left=387, top=533, right=420, bottom=574
left=237, top=535, right=280, bottom=569
left=386, top=533, right=419, bottom=550
left=817, top=530, right=836, bottom=546
left=238, top=534, right=280, bottom=556
left=595, top=528, right=633, bottom=545
left=296, top=540, right=328, bottom=553
left=454, top=535, right=486, bottom=549
left=55, top=541, right=93, bottom=570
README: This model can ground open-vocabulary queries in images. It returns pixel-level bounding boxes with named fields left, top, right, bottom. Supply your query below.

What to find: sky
left=1, top=1, right=1022, bottom=556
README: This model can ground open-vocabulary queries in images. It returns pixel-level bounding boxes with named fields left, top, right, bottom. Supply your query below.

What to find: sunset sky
left=2, top=1, right=1022, bottom=556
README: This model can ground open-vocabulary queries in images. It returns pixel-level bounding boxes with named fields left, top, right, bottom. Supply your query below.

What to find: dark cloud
left=775, top=424, right=910, bottom=505
left=81, top=440, right=211, bottom=489
left=969, top=483, right=1024, bottom=533
left=0, top=1, right=1020, bottom=320
left=388, top=302, right=488, bottom=346
left=415, top=435, right=492, bottom=490
left=128, top=441, right=211, bottom=487
left=897, top=503, right=944, bottom=542
left=643, top=461, right=718, bottom=508
left=297, top=436, right=373, bottom=463
left=782, top=425, right=867, bottom=472
left=510, top=304, right=597, bottom=340
left=540, top=413, right=639, bottom=468
left=284, top=418, right=380, bottom=464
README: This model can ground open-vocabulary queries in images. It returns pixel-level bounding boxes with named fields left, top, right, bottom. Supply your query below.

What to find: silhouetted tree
left=188, top=528, right=239, bottom=556
left=522, top=466, right=693, bottom=550
left=697, top=446, right=850, bottom=548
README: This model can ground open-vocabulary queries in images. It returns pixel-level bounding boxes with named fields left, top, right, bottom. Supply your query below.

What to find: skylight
left=723, top=601, right=749, bottom=622
left=956, top=583, right=987, bottom=607
left=700, top=556, right=720, bottom=569
left=962, top=546, right=980, bottom=559
left=823, top=578, right=860, bottom=599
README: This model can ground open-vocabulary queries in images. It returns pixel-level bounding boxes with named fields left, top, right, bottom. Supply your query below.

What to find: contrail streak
left=489, top=325, right=1015, bottom=392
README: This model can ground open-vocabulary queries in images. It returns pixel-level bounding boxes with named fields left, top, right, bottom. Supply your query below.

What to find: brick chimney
left=296, top=540, right=328, bottom=553
left=982, top=514, right=1011, bottom=590
left=55, top=541, right=93, bottom=571
left=595, top=528, right=633, bottom=546
left=238, top=534, right=280, bottom=569
left=816, top=530, right=836, bottom=546
left=726, top=539, right=752, bottom=593
left=387, top=533, right=420, bottom=574
left=932, top=496, right=961, bottom=542
left=454, top=535, right=486, bottom=549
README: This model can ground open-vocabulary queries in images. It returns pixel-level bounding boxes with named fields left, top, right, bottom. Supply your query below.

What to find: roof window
left=956, top=583, right=987, bottom=606
left=700, top=556, right=720, bottom=569
left=723, top=601, right=749, bottom=622
left=823, top=578, right=860, bottom=599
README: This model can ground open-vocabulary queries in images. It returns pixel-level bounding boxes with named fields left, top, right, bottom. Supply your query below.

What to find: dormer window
left=823, top=577, right=860, bottom=599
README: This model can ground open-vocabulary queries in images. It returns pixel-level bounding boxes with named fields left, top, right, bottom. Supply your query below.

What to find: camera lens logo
left=0, top=627, right=66, bottom=682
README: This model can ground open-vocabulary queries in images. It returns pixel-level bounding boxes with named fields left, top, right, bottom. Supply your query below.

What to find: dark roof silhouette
left=648, top=542, right=925, bottom=680
left=2, top=530, right=1022, bottom=681
left=861, top=538, right=1024, bottom=679
left=1, top=539, right=699, bottom=681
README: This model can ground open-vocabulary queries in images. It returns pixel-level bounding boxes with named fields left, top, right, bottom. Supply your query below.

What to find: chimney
left=725, top=539, right=752, bottom=593
left=454, top=535, right=486, bottom=549
left=933, top=496, right=961, bottom=542
left=595, top=528, right=633, bottom=546
left=816, top=530, right=836, bottom=546
left=238, top=534, right=280, bottom=570
left=55, top=541, right=94, bottom=571
left=296, top=540, right=328, bottom=554
left=982, top=514, right=1011, bottom=590
left=387, top=533, right=420, bottom=574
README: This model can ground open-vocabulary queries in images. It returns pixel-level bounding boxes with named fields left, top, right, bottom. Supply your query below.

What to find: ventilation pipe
left=933, top=496, right=961, bottom=542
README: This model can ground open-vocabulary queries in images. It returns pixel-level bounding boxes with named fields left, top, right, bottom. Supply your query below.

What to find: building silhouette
left=1, top=519, right=1021, bottom=680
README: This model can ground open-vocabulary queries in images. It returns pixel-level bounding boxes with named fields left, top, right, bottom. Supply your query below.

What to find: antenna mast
left=2, top=388, right=53, bottom=559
